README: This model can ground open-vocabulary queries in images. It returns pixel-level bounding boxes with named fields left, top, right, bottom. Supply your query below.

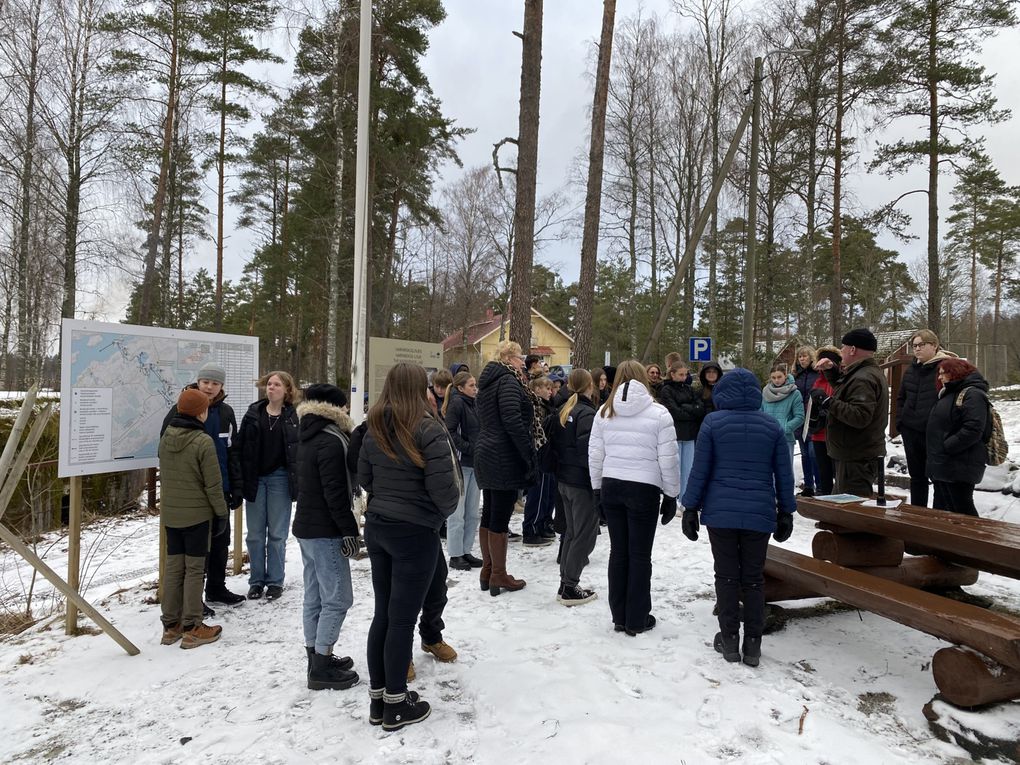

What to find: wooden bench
left=763, top=498, right=1020, bottom=707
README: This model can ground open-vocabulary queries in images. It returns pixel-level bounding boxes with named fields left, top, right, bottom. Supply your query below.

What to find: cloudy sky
left=98, top=1, right=1020, bottom=321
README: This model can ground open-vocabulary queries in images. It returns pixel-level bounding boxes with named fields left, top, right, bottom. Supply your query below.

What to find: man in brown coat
left=815, top=328, right=889, bottom=497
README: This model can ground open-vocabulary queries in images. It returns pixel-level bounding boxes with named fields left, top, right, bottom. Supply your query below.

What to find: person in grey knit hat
left=197, top=361, right=227, bottom=385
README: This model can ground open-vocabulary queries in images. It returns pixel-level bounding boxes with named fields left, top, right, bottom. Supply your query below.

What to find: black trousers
left=480, top=489, right=517, bottom=534
left=708, top=527, right=770, bottom=639
left=418, top=546, right=448, bottom=645
left=901, top=428, right=930, bottom=507
left=813, top=439, right=834, bottom=495
left=205, top=499, right=231, bottom=594
left=166, top=520, right=211, bottom=557
left=365, top=515, right=439, bottom=694
left=601, top=478, right=660, bottom=631
left=932, top=480, right=978, bottom=517
left=834, top=458, right=876, bottom=497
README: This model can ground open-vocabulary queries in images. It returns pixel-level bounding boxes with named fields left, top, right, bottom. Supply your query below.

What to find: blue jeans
left=796, top=436, right=819, bottom=492
left=447, top=466, right=480, bottom=557
left=677, top=440, right=696, bottom=502
left=245, top=467, right=292, bottom=587
left=298, top=537, right=354, bottom=655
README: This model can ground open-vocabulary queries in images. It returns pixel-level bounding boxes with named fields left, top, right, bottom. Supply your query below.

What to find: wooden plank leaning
left=764, top=546, right=1020, bottom=671
left=0, top=403, right=53, bottom=522
left=0, top=385, right=37, bottom=497
left=0, top=524, right=140, bottom=656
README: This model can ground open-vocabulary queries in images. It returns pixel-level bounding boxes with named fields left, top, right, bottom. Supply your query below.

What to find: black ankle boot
left=306, top=646, right=354, bottom=675
left=382, top=690, right=431, bottom=731
left=308, top=651, right=359, bottom=690
left=742, top=636, right=762, bottom=667
left=370, top=688, right=420, bottom=726
left=714, top=632, right=741, bottom=662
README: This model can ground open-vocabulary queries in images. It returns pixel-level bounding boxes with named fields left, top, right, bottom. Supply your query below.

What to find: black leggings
left=480, top=489, right=517, bottom=534
left=813, top=439, right=834, bottom=495
left=932, top=481, right=978, bottom=517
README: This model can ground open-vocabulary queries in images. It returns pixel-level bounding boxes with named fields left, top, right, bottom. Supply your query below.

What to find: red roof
left=529, top=346, right=554, bottom=356
left=442, top=313, right=505, bottom=351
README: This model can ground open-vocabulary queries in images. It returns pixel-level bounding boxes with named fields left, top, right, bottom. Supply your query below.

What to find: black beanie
left=303, top=383, right=348, bottom=409
left=818, top=349, right=842, bottom=365
left=840, top=328, right=878, bottom=352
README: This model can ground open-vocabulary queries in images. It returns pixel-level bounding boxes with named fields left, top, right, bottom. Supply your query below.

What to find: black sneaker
left=206, top=588, right=245, bottom=606
left=522, top=535, right=554, bottom=547
left=714, top=631, right=741, bottom=662
left=508, top=531, right=522, bottom=541
left=449, top=556, right=472, bottom=571
left=540, top=527, right=556, bottom=540
left=462, top=553, right=484, bottom=568
left=248, top=585, right=264, bottom=600
left=799, top=487, right=815, bottom=498
left=625, top=614, right=657, bottom=636
left=742, top=636, right=762, bottom=667
left=265, top=585, right=284, bottom=601
left=202, top=602, right=216, bottom=618
left=382, top=690, right=431, bottom=731
left=557, top=584, right=597, bottom=606
left=370, top=688, right=421, bottom=726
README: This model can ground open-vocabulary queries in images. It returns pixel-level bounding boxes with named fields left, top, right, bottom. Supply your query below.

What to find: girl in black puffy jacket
left=658, top=360, right=705, bottom=501
left=926, top=359, right=990, bottom=517
left=546, top=368, right=599, bottom=606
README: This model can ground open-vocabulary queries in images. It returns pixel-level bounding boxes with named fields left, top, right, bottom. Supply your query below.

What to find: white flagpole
left=350, top=0, right=372, bottom=425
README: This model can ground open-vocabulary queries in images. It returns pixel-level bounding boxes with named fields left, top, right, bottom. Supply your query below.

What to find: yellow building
left=442, top=307, right=574, bottom=373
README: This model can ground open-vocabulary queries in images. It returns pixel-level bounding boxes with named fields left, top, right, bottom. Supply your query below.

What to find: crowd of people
left=154, top=325, right=998, bottom=731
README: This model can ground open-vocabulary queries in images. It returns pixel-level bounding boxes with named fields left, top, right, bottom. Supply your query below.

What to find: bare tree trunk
left=139, top=0, right=181, bottom=325
left=926, top=4, right=941, bottom=338
left=830, top=0, right=845, bottom=344
left=214, top=26, right=229, bottom=330
left=380, top=189, right=400, bottom=337
left=573, top=0, right=615, bottom=368
left=324, top=14, right=346, bottom=385
left=508, top=0, right=543, bottom=349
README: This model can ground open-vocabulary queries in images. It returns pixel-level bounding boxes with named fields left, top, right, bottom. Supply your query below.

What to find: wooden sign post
left=65, top=475, right=83, bottom=634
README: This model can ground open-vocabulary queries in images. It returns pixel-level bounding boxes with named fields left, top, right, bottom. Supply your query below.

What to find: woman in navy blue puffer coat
left=681, top=367, right=796, bottom=668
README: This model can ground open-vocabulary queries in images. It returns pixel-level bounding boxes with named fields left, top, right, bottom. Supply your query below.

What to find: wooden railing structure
left=765, top=498, right=1020, bottom=708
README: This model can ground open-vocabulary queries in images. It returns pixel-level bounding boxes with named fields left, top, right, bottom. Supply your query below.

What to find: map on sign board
left=58, top=319, right=259, bottom=478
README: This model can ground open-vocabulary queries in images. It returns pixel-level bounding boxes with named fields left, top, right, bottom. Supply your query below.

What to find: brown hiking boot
left=407, top=660, right=416, bottom=682
left=488, top=532, right=526, bottom=596
left=180, top=622, right=222, bottom=649
left=161, top=623, right=183, bottom=645
left=478, top=528, right=492, bottom=591
left=421, top=640, right=458, bottom=662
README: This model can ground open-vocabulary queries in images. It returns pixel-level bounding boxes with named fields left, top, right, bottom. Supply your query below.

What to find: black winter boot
left=742, top=636, right=762, bottom=667
left=306, top=646, right=354, bottom=675
left=382, top=690, right=431, bottom=731
left=370, top=688, right=420, bottom=726
left=449, top=556, right=472, bottom=571
left=308, top=651, right=359, bottom=690
left=714, top=632, right=741, bottom=662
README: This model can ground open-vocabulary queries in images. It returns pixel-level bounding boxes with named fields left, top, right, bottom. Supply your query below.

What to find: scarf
left=499, top=360, right=547, bottom=450
left=762, top=381, right=797, bottom=403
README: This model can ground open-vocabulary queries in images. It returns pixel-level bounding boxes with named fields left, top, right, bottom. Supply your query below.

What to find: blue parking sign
left=689, top=337, right=712, bottom=363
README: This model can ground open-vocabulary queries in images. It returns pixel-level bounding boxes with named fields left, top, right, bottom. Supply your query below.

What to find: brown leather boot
left=488, top=532, right=526, bottom=596
left=478, top=527, right=492, bottom=591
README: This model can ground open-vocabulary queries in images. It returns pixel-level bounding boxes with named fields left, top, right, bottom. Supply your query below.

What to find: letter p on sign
left=689, top=337, right=712, bottom=363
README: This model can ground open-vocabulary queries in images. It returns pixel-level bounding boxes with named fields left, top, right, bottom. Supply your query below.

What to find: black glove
left=660, top=496, right=677, bottom=525
left=340, top=536, right=362, bottom=559
left=774, top=512, right=794, bottom=543
left=229, top=490, right=244, bottom=510
left=593, top=489, right=605, bottom=520
left=213, top=515, right=229, bottom=538
left=681, top=509, right=700, bottom=541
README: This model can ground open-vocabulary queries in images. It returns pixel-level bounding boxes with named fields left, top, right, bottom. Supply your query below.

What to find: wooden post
left=0, top=386, right=37, bottom=490
left=232, top=504, right=243, bottom=576
left=0, top=405, right=54, bottom=521
left=0, top=523, right=139, bottom=655
left=65, top=475, right=83, bottom=635
left=933, top=646, right=1020, bottom=707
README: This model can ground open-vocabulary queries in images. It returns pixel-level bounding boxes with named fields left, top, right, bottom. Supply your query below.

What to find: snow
left=1, top=405, right=1019, bottom=762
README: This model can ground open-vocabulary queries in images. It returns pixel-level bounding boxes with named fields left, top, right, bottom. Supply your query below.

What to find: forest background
left=2, top=0, right=1020, bottom=390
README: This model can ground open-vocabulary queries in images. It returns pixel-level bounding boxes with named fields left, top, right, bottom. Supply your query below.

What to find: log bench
left=762, top=498, right=1020, bottom=708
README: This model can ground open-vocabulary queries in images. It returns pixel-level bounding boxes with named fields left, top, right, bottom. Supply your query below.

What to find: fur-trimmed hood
left=297, top=400, right=354, bottom=441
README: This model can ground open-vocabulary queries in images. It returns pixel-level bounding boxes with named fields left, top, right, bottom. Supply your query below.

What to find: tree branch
left=492, top=136, right=518, bottom=189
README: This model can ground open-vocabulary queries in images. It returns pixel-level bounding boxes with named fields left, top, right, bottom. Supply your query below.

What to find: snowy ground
left=1, top=403, right=1019, bottom=763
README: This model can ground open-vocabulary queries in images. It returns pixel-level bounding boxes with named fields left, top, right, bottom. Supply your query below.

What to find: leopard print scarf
left=499, top=360, right=547, bottom=450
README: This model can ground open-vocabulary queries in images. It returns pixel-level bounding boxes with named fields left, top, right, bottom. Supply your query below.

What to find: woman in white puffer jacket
left=589, top=359, right=681, bottom=637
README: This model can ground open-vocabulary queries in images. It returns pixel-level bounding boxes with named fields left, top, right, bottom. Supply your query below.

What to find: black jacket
left=926, top=372, right=990, bottom=485
left=897, top=352, right=953, bottom=434
left=474, top=361, right=537, bottom=491
left=161, top=385, right=243, bottom=504
left=552, top=385, right=572, bottom=410
left=698, top=362, right=723, bottom=416
left=237, top=400, right=299, bottom=502
left=293, top=401, right=358, bottom=539
left=357, top=411, right=461, bottom=530
left=794, top=364, right=819, bottom=407
left=444, top=390, right=479, bottom=469
left=658, top=376, right=706, bottom=441
left=548, top=395, right=596, bottom=489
